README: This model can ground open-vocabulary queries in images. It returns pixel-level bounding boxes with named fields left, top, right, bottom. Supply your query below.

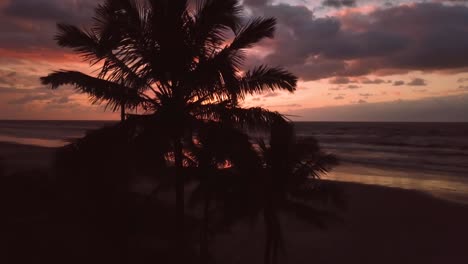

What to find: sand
left=214, top=182, right=468, bottom=264
left=2, top=142, right=468, bottom=263
left=0, top=142, right=56, bottom=173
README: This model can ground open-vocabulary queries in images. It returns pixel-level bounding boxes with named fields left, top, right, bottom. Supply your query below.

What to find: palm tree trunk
left=264, top=211, right=272, bottom=264
left=120, top=103, right=125, bottom=122
left=173, top=138, right=185, bottom=259
left=200, top=195, right=210, bottom=263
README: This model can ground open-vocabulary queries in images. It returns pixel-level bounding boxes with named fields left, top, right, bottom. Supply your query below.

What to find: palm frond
left=193, top=0, right=242, bottom=48
left=196, top=102, right=287, bottom=129
left=40, top=70, right=144, bottom=110
left=239, top=65, right=297, bottom=96
left=55, top=24, right=103, bottom=63
left=230, top=17, right=276, bottom=50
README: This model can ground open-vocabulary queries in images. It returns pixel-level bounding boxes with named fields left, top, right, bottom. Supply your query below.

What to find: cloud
left=322, top=0, right=357, bottom=8
left=407, top=78, right=427, bottom=86
left=393, top=80, right=405, bottom=86
left=263, top=92, right=280, bottom=98
left=0, top=87, right=32, bottom=94
left=334, top=94, right=346, bottom=100
left=268, top=103, right=302, bottom=108
left=3, top=85, right=75, bottom=106
left=329, top=76, right=354, bottom=84
left=288, top=94, right=468, bottom=122
left=347, top=84, right=361, bottom=89
left=0, top=0, right=95, bottom=54
left=50, top=96, right=70, bottom=104
left=357, top=99, right=367, bottom=104
left=246, top=2, right=468, bottom=81
left=413, top=89, right=427, bottom=93
left=9, top=93, right=55, bottom=105
left=0, top=71, right=17, bottom=85
left=0, top=69, right=43, bottom=88
left=460, top=85, right=468, bottom=91
left=360, top=77, right=387, bottom=84
left=243, top=0, right=272, bottom=7
left=458, top=77, right=468, bottom=83
left=359, top=93, right=373, bottom=97
left=3, top=0, right=95, bottom=22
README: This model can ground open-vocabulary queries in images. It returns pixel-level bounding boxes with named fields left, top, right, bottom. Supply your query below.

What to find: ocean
left=1, top=120, right=468, bottom=204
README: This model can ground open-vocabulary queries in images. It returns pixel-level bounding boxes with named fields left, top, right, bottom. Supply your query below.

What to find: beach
left=0, top=142, right=55, bottom=174
left=215, top=182, right=468, bottom=264
left=2, top=140, right=468, bottom=263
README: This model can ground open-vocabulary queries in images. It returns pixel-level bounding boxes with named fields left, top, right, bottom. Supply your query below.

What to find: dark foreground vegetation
left=0, top=121, right=342, bottom=264
left=1, top=0, right=343, bottom=263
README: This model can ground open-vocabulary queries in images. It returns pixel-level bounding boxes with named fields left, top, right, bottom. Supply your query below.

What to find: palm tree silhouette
left=186, top=120, right=342, bottom=264
left=257, top=121, right=341, bottom=264
left=186, top=121, right=264, bottom=263
left=41, top=71, right=147, bottom=121
left=41, top=0, right=297, bottom=260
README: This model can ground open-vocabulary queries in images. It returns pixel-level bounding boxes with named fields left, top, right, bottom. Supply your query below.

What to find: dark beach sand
left=0, top=142, right=56, bottom=173
left=215, top=182, right=468, bottom=264
left=2, top=142, right=468, bottom=263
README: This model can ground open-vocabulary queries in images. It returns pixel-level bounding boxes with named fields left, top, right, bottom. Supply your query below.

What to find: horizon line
left=0, top=119, right=467, bottom=123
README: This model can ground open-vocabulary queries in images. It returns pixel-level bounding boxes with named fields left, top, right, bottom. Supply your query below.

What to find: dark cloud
left=459, top=85, right=468, bottom=91
left=407, top=78, right=427, bottom=86
left=347, top=84, right=361, bottom=89
left=393, top=81, right=405, bottom=86
left=247, top=2, right=468, bottom=81
left=3, top=0, right=95, bottom=22
left=334, top=95, right=345, bottom=100
left=0, top=0, right=95, bottom=52
left=457, top=77, right=468, bottom=83
left=329, top=76, right=353, bottom=84
left=322, top=0, right=357, bottom=8
left=359, top=93, right=373, bottom=97
left=357, top=99, right=367, bottom=104
left=329, top=87, right=341, bottom=91
left=360, top=78, right=387, bottom=84
left=243, top=0, right=272, bottom=7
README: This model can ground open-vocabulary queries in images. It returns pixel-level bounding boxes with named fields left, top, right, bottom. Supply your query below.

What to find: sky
left=1, top=0, right=468, bottom=121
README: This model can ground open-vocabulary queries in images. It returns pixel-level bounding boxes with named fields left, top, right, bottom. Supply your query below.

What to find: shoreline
left=2, top=140, right=468, bottom=205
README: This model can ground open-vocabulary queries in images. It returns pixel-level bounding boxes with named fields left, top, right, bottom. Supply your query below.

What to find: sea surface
left=1, top=120, right=468, bottom=204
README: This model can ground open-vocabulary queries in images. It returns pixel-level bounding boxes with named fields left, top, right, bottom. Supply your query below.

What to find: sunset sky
left=1, top=0, right=468, bottom=121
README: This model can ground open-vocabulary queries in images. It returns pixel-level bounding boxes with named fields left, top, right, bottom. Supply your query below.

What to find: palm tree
left=41, top=71, right=147, bottom=121
left=185, top=120, right=342, bottom=264
left=257, top=121, right=341, bottom=264
left=41, top=0, right=297, bottom=260
left=186, top=121, right=264, bottom=263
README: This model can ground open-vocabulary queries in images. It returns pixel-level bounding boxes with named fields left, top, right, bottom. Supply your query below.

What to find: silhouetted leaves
left=37, top=1, right=343, bottom=264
